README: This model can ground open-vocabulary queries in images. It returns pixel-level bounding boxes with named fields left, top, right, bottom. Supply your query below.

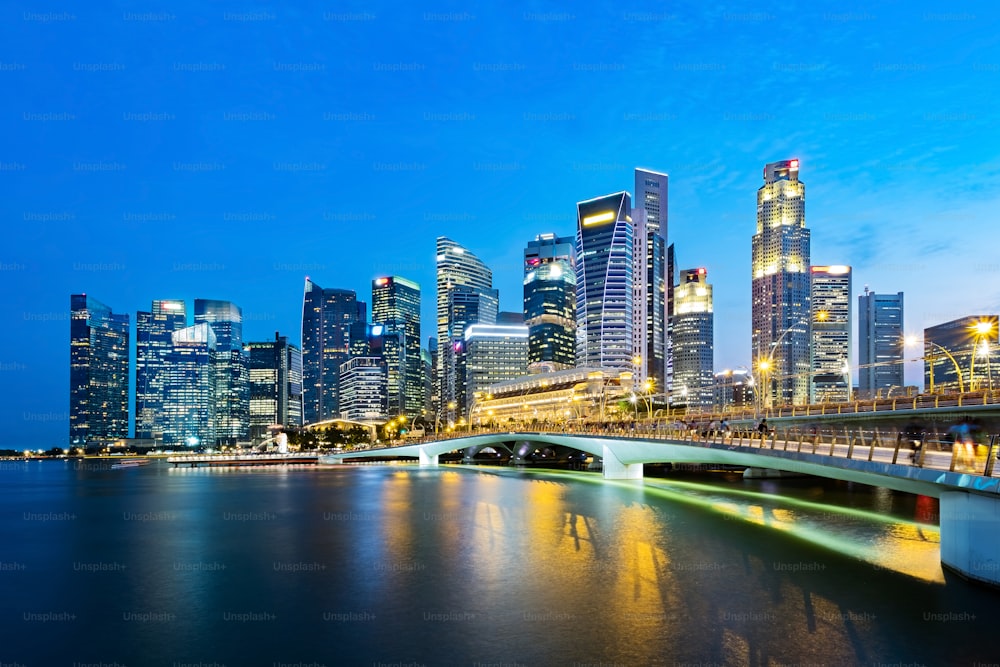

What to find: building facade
left=576, top=192, right=634, bottom=373
left=751, top=159, right=811, bottom=407
left=633, top=168, right=669, bottom=392
left=161, top=323, right=217, bottom=447
left=339, top=357, right=387, bottom=422
left=135, top=299, right=187, bottom=441
left=523, top=233, right=576, bottom=372
left=713, top=369, right=755, bottom=413
left=924, top=315, right=999, bottom=394
left=810, top=266, right=852, bottom=403
left=301, top=278, right=366, bottom=424
left=858, top=289, right=904, bottom=398
left=672, top=268, right=714, bottom=410
left=246, top=333, right=303, bottom=440
left=195, top=299, right=249, bottom=445
left=463, top=323, right=529, bottom=421
left=372, top=276, right=422, bottom=419
left=69, top=294, right=130, bottom=445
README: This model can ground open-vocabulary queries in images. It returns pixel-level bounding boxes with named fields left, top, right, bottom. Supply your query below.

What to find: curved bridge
left=322, top=428, right=1000, bottom=588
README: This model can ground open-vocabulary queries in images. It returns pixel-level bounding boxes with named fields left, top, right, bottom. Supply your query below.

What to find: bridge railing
left=349, top=422, right=1000, bottom=479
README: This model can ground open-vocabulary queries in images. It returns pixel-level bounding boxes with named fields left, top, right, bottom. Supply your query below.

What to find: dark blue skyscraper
left=524, top=234, right=576, bottom=372
left=372, top=276, right=422, bottom=418
left=135, top=299, right=187, bottom=441
left=195, top=299, right=249, bottom=445
left=69, top=294, right=129, bottom=446
left=858, top=289, right=904, bottom=398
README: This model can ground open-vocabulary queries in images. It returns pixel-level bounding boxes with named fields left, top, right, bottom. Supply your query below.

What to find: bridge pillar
left=418, top=448, right=439, bottom=467
left=601, top=445, right=643, bottom=480
left=940, top=491, right=1000, bottom=588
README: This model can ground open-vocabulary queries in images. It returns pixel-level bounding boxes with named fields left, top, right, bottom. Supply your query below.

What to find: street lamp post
left=907, top=336, right=965, bottom=394
left=755, top=318, right=810, bottom=411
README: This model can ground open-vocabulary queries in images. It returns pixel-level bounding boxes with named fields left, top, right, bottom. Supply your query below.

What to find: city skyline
left=6, top=2, right=1000, bottom=443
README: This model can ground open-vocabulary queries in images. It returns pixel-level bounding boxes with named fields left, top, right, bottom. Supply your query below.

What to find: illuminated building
left=195, top=299, right=248, bottom=445
left=672, top=268, right=714, bottom=410
left=246, top=333, right=303, bottom=440
left=858, top=289, right=904, bottom=398
left=924, top=315, right=999, bottom=393
left=436, top=237, right=494, bottom=417
left=444, top=286, right=498, bottom=415
left=475, top=367, right=631, bottom=424
left=751, top=159, right=811, bottom=406
left=464, top=324, right=529, bottom=420
left=161, top=323, right=216, bottom=447
left=810, top=266, right=852, bottom=403
left=135, top=299, right=187, bottom=441
left=339, top=357, right=386, bottom=422
left=301, top=278, right=366, bottom=423
left=372, top=276, right=422, bottom=418
left=576, top=192, right=634, bottom=373
left=69, top=294, right=130, bottom=445
left=713, top=369, right=754, bottom=412
left=523, top=233, right=576, bottom=371
left=633, top=168, right=669, bottom=390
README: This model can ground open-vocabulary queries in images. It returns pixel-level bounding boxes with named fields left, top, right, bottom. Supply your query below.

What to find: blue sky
left=4, top=1, right=999, bottom=444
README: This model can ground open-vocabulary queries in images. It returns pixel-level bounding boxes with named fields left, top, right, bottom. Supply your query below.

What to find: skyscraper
left=672, top=268, right=714, bottom=410
left=445, top=285, right=498, bottom=415
left=339, top=357, right=386, bottom=422
left=633, top=168, right=668, bottom=392
left=246, top=333, right=303, bottom=440
left=69, top=294, right=129, bottom=445
left=858, top=289, right=904, bottom=398
left=161, top=323, right=216, bottom=447
left=135, top=299, right=187, bottom=441
left=436, top=237, right=494, bottom=417
left=301, top=278, right=366, bottom=423
left=751, top=159, right=811, bottom=407
left=372, top=276, right=422, bottom=419
left=195, top=299, right=249, bottom=445
left=463, top=323, right=529, bottom=421
left=576, top=192, right=634, bottom=373
left=523, top=233, right=576, bottom=372
left=810, top=266, right=852, bottom=403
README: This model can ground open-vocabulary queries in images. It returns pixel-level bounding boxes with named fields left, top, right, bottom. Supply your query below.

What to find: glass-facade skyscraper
left=195, top=299, right=248, bottom=445
left=463, top=323, right=529, bottom=420
left=69, top=294, right=130, bottom=445
left=136, top=299, right=187, bottom=441
left=247, top=333, right=303, bottom=440
left=302, top=278, right=366, bottom=424
left=858, top=289, right=904, bottom=398
left=372, top=276, right=422, bottom=419
left=633, top=168, right=668, bottom=392
left=338, top=357, right=386, bottom=422
left=752, top=159, right=811, bottom=407
left=576, top=192, right=634, bottom=373
left=161, top=322, right=217, bottom=447
left=672, top=268, right=714, bottom=410
left=924, top=315, right=999, bottom=394
left=523, top=233, right=576, bottom=372
left=810, top=266, right=852, bottom=403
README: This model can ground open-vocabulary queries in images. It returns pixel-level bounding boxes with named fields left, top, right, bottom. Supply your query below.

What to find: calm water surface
left=2, top=460, right=999, bottom=666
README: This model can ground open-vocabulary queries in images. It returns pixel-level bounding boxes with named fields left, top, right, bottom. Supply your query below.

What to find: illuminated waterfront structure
left=810, top=266, right=852, bottom=403
left=751, top=159, right=811, bottom=406
left=672, top=268, right=714, bottom=410
left=372, top=276, right=422, bottom=419
left=523, top=234, right=576, bottom=371
left=339, top=357, right=386, bottom=422
left=135, top=299, right=187, bottom=441
left=633, top=168, right=669, bottom=390
left=195, top=299, right=248, bottom=445
left=301, top=278, right=366, bottom=423
left=576, top=192, right=634, bottom=373
left=246, top=333, right=303, bottom=440
left=161, top=323, right=216, bottom=447
left=858, top=289, right=904, bottom=398
left=69, top=294, right=130, bottom=445
left=924, top=315, right=999, bottom=393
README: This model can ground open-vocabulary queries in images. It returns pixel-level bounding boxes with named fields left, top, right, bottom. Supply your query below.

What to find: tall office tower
left=576, top=192, right=634, bottom=373
left=302, top=278, right=366, bottom=424
left=436, top=237, right=494, bottom=417
left=810, top=266, right=852, bottom=403
left=246, top=333, right=303, bottom=440
left=161, top=323, right=217, bottom=447
left=924, top=315, right=999, bottom=394
left=421, top=346, right=433, bottom=416
left=445, top=285, right=499, bottom=415
left=713, top=369, right=754, bottom=412
left=666, top=243, right=676, bottom=395
left=372, top=276, right=422, bottom=419
left=339, top=357, right=387, bottom=422
left=858, top=289, right=904, bottom=398
left=195, top=299, right=248, bottom=445
left=463, top=323, right=529, bottom=421
left=672, top=268, right=714, bottom=410
left=633, top=168, right=669, bottom=392
left=428, top=336, right=438, bottom=415
left=524, top=233, right=576, bottom=372
left=751, top=159, right=811, bottom=407
left=135, top=299, right=188, bottom=440
left=69, top=294, right=130, bottom=445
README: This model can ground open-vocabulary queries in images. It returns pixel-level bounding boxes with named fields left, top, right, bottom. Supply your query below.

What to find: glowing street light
left=906, top=335, right=964, bottom=394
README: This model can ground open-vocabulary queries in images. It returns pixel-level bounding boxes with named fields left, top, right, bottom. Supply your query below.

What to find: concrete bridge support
left=601, top=445, right=643, bottom=480
left=939, top=491, right=1000, bottom=588
left=418, top=448, right=439, bottom=467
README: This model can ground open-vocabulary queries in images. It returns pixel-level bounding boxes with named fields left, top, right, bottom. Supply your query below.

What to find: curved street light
left=906, top=335, right=964, bottom=394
